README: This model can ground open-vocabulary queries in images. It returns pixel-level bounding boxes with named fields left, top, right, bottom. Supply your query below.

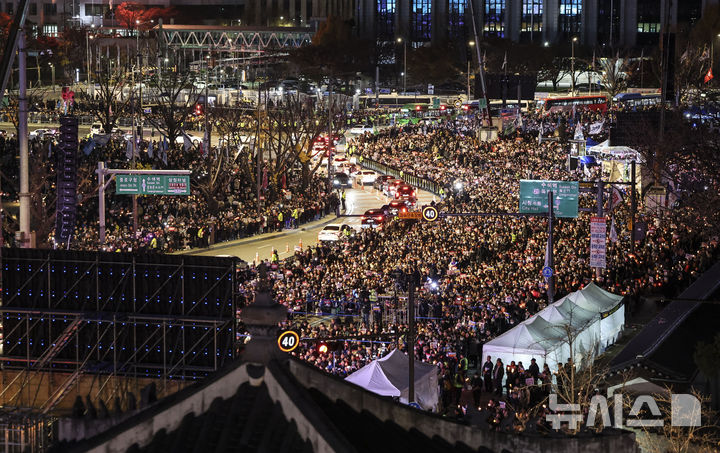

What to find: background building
left=355, top=0, right=712, bottom=47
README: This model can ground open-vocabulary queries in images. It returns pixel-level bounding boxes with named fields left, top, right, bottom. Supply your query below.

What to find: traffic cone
left=299, top=238, right=303, bottom=249
left=286, top=242, right=289, bottom=253
left=255, top=252, right=259, bottom=264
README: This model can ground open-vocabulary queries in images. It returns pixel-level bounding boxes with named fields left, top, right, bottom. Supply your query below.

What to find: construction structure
left=0, top=249, right=241, bottom=452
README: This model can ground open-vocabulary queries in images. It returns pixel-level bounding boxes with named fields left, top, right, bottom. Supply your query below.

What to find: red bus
left=538, top=95, right=608, bottom=115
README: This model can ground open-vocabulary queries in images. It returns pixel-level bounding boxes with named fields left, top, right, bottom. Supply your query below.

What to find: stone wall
left=289, top=359, right=640, bottom=453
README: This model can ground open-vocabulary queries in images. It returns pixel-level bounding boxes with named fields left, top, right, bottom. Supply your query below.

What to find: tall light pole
left=86, top=27, right=94, bottom=93
left=467, top=41, right=475, bottom=99
left=49, top=62, right=55, bottom=92
left=397, top=37, right=406, bottom=94
left=712, top=33, right=720, bottom=74
left=571, top=36, right=578, bottom=94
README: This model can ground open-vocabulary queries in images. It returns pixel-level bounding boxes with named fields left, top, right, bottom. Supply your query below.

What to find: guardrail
left=359, top=157, right=443, bottom=195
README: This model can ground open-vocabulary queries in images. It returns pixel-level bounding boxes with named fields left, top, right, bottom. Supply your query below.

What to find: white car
left=174, top=133, right=202, bottom=145
left=332, top=156, right=349, bottom=170
left=348, top=124, right=375, bottom=135
left=317, top=224, right=353, bottom=241
left=90, top=123, right=105, bottom=136
left=29, top=128, right=54, bottom=139
left=352, top=170, right=378, bottom=185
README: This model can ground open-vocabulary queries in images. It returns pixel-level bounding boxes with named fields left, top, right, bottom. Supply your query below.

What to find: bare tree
left=537, top=57, right=569, bottom=91
left=76, top=64, right=133, bottom=135
left=259, top=92, right=337, bottom=195
left=0, top=87, right=47, bottom=135
left=630, top=387, right=718, bottom=453
left=599, top=54, right=628, bottom=101
left=144, top=70, right=198, bottom=151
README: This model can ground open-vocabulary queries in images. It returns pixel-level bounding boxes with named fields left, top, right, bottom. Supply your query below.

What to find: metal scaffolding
left=0, top=250, right=240, bottom=420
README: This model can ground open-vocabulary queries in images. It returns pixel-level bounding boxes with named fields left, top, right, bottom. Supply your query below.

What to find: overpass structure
left=155, top=24, right=314, bottom=53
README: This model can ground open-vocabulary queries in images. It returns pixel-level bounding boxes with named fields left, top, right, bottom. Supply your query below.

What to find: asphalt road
left=186, top=182, right=437, bottom=264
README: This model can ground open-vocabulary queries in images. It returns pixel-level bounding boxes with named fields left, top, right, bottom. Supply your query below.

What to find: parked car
left=318, top=224, right=353, bottom=241
left=374, top=175, right=395, bottom=191
left=29, top=128, right=54, bottom=139
left=360, top=209, right=386, bottom=228
left=352, top=170, right=378, bottom=185
left=332, top=172, right=352, bottom=188
left=90, top=123, right=105, bottom=136
left=348, top=124, right=375, bottom=135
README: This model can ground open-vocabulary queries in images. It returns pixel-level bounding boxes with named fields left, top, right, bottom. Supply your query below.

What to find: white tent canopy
left=587, top=140, right=643, bottom=161
left=345, top=349, right=439, bottom=411
left=482, top=283, right=625, bottom=381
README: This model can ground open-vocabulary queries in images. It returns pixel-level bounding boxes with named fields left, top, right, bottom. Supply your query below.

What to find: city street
left=185, top=182, right=437, bottom=263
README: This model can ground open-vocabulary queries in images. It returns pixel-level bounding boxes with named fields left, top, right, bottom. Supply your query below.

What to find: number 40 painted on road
left=278, top=330, right=300, bottom=352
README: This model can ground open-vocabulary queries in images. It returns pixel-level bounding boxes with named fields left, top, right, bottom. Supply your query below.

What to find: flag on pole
left=574, top=122, right=584, bottom=140
left=183, top=132, right=192, bottom=153
left=589, top=120, right=604, bottom=135
left=83, top=139, right=96, bottom=156
left=502, top=51, right=507, bottom=71
left=700, top=46, right=710, bottom=61
left=126, top=139, right=133, bottom=160
left=609, top=216, right=618, bottom=243
left=147, top=140, right=154, bottom=158
left=610, top=186, right=624, bottom=210
left=704, top=68, right=714, bottom=83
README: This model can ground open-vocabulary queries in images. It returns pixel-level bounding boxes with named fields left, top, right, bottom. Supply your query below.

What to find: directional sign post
left=115, top=174, right=191, bottom=195
left=519, top=180, right=579, bottom=218
left=97, top=163, right=192, bottom=243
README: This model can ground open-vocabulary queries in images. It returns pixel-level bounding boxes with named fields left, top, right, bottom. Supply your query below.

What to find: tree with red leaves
left=115, top=2, right=176, bottom=30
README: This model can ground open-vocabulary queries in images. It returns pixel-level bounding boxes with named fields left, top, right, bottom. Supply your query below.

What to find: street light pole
left=571, top=37, right=577, bottom=94
left=397, top=37, right=406, bottom=94
left=86, top=30, right=91, bottom=92
left=467, top=41, right=475, bottom=99
left=49, top=63, right=55, bottom=92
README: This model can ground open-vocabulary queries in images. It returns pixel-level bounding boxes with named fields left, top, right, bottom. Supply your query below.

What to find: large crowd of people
left=0, top=130, right=340, bottom=252
left=3, top=101, right=719, bottom=429
left=242, top=108, right=719, bottom=424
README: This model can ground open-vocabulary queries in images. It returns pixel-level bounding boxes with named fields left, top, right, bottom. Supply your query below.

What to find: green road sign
left=116, top=174, right=191, bottom=195
left=519, top=180, right=579, bottom=218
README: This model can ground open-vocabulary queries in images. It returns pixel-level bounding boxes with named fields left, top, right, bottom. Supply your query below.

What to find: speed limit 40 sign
left=278, top=330, right=300, bottom=352
left=422, top=206, right=439, bottom=222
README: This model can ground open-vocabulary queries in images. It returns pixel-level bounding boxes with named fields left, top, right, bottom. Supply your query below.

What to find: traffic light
left=194, top=103, right=203, bottom=116
left=318, top=342, right=329, bottom=354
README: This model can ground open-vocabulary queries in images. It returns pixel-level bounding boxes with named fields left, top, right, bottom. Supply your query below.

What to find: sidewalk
left=177, top=213, right=338, bottom=256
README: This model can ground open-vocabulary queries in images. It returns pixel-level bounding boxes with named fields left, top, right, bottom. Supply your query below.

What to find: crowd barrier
left=359, top=157, right=443, bottom=195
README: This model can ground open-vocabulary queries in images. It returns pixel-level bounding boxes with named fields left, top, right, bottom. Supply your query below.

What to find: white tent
left=563, top=282, right=625, bottom=348
left=538, top=297, right=601, bottom=364
left=482, top=283, right=625, bottom=381
left=481, top=316, right=568, bottom=380
left=345, top=349, right=439, bottom=411
left=587, top=140, right=643, bottom=162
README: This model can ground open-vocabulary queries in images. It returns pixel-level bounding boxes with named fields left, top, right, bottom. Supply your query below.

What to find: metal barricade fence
left=359, top=157, right=442, bottom=195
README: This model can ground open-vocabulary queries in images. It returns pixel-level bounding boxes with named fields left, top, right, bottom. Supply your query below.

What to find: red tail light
left=376, top=216, right=383, bottom=221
